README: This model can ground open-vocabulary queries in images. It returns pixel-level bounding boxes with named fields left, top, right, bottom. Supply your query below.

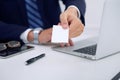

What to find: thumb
left=60, top=13, right=68, bottom=29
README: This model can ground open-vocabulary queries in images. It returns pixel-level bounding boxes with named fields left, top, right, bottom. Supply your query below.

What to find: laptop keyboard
left=74, top=45, right=97, bottom=55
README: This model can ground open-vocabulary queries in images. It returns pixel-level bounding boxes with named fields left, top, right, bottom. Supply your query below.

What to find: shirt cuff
left=20, top=28, right=33, bottom=43
left=67, top=5, right=81, bottom=18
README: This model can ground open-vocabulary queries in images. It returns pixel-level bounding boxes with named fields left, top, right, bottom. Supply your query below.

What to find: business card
left=51, top=25, right=69, bottom=43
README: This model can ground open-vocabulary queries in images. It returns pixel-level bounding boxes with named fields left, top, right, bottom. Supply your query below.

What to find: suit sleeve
left=61, top=0, right=86, bottom=25
left=0, top=21, right=28, bottom=43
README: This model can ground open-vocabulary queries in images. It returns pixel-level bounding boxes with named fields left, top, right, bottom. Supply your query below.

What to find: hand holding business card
left=51, top=25, right=69, bottom=43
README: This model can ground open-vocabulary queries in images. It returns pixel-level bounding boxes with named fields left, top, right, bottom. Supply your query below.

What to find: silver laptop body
left=52, top=0, right=120, bottom=60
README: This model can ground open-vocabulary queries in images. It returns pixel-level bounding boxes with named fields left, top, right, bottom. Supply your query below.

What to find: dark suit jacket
left=0, top=0, right=86, bottom=43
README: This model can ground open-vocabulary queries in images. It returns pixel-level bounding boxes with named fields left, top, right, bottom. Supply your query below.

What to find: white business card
left=51, top=25, right=69, bottom=43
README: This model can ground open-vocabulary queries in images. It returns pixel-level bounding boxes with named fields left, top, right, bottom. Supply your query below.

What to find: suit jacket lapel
left=16, top=0, right=28, bottom=26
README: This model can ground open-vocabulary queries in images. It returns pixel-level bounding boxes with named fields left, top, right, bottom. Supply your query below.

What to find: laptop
left=52, top=0, right=120, bottom=60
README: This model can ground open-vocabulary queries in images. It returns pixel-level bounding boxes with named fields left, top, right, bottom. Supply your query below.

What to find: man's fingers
left=59, top=39, right=74, bottom=47
left=60, top=43, right=66, bottom=47
left=60, top=12, right=68, bottom=29
left=69, top=39, right=74, bottom=46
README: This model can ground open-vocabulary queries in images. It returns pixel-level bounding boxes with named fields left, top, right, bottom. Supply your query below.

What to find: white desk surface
left=0, top=25, right=120, bottom=80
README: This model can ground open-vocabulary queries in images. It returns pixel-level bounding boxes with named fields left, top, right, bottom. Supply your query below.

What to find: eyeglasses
left=0, top=41, right=21, bottom=52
